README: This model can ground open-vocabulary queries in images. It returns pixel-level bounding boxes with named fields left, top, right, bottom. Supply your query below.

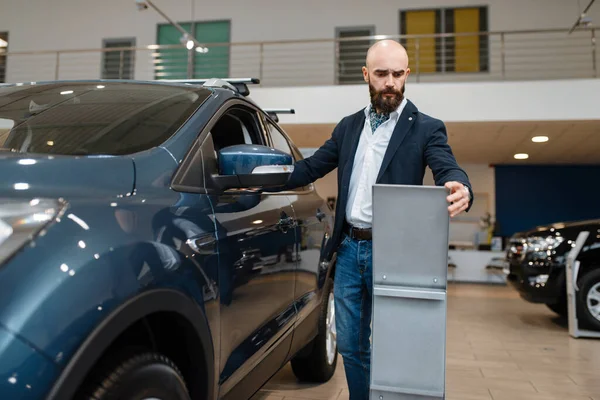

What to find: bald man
left=283, top=40, right=473, bottom=399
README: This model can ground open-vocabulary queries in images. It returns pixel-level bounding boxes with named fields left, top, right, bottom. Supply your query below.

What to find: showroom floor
left=252, top=283, right=600, bottom=400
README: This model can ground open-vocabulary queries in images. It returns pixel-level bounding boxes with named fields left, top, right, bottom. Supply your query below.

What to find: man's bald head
left=365, top=40, right=409, bottom=69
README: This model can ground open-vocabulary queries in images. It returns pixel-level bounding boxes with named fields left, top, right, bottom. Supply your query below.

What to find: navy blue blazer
left=286, top=99, right=473, bottom=261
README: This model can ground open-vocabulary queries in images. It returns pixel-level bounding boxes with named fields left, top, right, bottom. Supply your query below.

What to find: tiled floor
left=252, top=283, right=600, bottom=400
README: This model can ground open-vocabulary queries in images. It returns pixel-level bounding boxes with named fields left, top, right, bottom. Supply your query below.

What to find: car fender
left=45, top=288, right=215, bottom=400
left=0, top=201, right=218, bottom=399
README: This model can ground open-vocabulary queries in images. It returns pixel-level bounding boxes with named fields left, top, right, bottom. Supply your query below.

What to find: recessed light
left=514, top=153, right=529, bottom=160
left=532, top=136, right=548, bottom=143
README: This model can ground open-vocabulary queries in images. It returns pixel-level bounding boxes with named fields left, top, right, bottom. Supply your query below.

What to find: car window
left=210, top=107, right=263, bottom=153
left=0, top=83, right=211, bottom=155
left=0, top=118, right=14, bottom=146
left=265, top=119, right=295, bottom=161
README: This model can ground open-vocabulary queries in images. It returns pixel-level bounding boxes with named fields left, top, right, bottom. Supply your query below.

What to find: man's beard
left=369, top=82, right=405, bottom=114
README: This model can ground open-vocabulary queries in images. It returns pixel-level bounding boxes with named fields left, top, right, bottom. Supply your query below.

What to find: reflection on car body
left=505, top=218, right=600, bottom=330
left=0, top=78, right=338, bottom=400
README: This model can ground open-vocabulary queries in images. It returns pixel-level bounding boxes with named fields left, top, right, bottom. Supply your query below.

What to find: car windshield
left=0, top=82, right=211, bottom=155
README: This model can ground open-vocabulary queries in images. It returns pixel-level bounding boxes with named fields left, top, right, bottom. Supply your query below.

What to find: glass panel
left=404, top=10, right=438, bottom=73
left=0, top=82, right=211, bottom=155
left=266, top=120, right=293, bottom=157
left=193, top=20, right=230, bottom=79
left=453, top=8, right=481, bottom=72
left=156, top=23, right=193, bottom=80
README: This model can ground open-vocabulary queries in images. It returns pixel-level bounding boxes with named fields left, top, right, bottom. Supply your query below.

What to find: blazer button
left=409, top=117, right=413, bottom=121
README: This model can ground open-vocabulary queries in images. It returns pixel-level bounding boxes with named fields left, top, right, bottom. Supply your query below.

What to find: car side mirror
left=212, top=144, right=294, bottom=191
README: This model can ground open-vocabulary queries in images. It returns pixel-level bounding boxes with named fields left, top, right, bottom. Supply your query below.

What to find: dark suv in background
left=505, top=218, right=600, bottom=330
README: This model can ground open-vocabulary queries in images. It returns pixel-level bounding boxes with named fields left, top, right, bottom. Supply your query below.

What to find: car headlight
left=0, top=198, right=66, bottom=265
left=524, top=235, right=564, bottom=260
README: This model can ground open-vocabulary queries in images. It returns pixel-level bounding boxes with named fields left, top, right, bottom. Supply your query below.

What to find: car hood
left=513, top=218, right=600, bottom=241
left=0, top=152, right=135, bottom=199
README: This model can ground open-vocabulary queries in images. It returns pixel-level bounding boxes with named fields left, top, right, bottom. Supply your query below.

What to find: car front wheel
left=577, top=268, right=600, bottom=331
left=290, top=276, right=337, bottom=382
left=84, top=351, right=191, bottom=400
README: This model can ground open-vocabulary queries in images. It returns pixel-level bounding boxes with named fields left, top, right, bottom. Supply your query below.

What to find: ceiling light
left=532, top=136, right=548, bottom=143
left=96, top=85, right=105, bottom=89
left=514, top=153, right=529, bottom=160
left=60, top=90, right=73, bottom=95
left=0, top=39, right=7, bottom=48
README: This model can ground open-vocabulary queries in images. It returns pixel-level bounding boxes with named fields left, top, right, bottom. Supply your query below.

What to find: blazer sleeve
left=423, top=119, right=474, bottom=212
left=284, top=120, right=343, bottom=190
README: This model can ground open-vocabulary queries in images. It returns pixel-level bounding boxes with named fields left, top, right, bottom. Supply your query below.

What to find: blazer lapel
left=341, top=112, right=366, bottom=194
left=376, top=100, right=418, bottom=182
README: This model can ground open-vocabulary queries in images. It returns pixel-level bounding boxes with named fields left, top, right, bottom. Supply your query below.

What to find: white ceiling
left=281, top=120, right=600, bottom=165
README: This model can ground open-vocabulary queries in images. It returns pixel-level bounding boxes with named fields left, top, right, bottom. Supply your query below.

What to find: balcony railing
left=1, top=27, right=598, bottom=87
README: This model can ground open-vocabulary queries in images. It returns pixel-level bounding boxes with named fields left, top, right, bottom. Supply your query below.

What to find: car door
left=262, top=117, right=332, bottom=349
left=200, top=102, right=297, bottom=397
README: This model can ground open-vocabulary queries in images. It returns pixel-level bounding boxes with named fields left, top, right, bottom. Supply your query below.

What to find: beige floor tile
left=253, top=283, right=600, bottom=400
left=489, top=388, right=594, bottom=400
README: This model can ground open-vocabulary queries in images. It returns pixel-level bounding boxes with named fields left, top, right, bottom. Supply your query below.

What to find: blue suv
left=0, top=78, right=337, bottom=399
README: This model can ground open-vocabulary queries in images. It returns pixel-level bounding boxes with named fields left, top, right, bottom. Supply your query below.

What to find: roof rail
left=159, top=77, right=260, bottom=97
left=263, top=108, right=295, bottom=122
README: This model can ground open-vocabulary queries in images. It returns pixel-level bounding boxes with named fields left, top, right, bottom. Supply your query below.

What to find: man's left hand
left=445, top=181, right=470, bottom=218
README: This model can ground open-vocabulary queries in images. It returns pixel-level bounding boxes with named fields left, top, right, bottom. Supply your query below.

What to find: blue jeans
left=334, top=234, right=373, bottom=400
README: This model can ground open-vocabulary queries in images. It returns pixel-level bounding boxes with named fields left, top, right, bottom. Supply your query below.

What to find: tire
left=83, top=351, right=191, bottom=400
left=291, top=276, right=337, bottom=383
left=577, top=268, right=600, bottom=331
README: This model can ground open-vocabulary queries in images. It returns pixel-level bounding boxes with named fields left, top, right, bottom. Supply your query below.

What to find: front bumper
left=505, top=261, right=566, bottom=304
left=0, top=323, right=58, bottom=399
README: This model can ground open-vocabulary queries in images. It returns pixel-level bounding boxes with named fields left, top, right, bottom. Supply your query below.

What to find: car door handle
left=277, top=213, right=295, bottom=232
left=316, top=208, right=325, bottom=221
left=186, top=233, right=216, bottom=255
left=278, top=216, right=294, bottom=227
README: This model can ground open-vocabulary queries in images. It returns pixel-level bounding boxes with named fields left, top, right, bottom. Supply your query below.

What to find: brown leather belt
left=343, top=222, right=372, bottom=241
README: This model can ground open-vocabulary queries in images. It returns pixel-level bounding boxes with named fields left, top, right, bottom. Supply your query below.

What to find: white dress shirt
left=346, top=97, right=408, bottom=229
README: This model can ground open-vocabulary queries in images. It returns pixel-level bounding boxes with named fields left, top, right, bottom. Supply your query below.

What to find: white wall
left=250, top=78, right=600, bottom=124
left=1, top=0, right=598, bottom=84
left=0, top=0, right=596, bottom=51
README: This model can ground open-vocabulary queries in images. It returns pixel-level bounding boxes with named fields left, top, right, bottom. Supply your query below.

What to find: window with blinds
left=335, top=26, right=375, bottom=84
left=399, top=6, right=488, bottom=74
left=102, top=38, right=136, bottom=80
left=0, top=32, right=8, bottom=83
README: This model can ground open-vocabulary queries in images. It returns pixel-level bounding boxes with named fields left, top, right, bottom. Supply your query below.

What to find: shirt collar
left=364, top=97, right=408, bottom=123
